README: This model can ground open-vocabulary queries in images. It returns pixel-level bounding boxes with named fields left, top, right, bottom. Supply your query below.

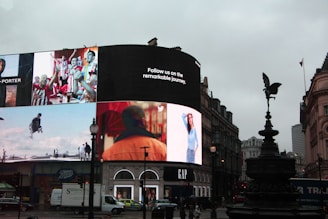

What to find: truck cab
left=50, top=188, right=62, bottom=209
left=102, top=195, right=125, bottom=214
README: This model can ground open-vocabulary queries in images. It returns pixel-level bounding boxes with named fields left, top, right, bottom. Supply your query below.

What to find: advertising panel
left=0, top=53, right=34, bottom=107
left=0, top=45, right=201, bottom=164
left=97, top=101, right=202, bottom=164
left=289, top=178, right=328, bottom=206
left=0, top=103, right=96, bottom=161
left=32, top=47, right=98, bottom=105
left=98, top=45, right=201, bottom=111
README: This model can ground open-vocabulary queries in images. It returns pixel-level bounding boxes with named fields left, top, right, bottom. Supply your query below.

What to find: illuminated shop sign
left=163, top=167, right=194, bottom=181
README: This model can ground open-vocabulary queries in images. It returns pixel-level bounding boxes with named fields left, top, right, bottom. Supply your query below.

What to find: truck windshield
left=105, top=196, right=117, bottom=204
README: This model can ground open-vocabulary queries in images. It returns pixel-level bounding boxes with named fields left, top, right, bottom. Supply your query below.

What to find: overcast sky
left=1, top=0, right=328, bottom=153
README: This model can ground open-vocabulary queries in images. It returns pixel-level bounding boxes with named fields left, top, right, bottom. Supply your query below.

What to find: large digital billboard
left=98, top=45, right=201, bottom=111
left=0, top=45, right=201, bottom=164
left=97, top=101, right=202, bottom=164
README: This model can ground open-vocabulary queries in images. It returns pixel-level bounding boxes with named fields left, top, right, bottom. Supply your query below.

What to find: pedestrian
left=180, top=203, right=186, bottom=219
left=194, top=205, right=201, bottom=219
left=188, top=204, right=194, bottom=219
left=221, top=196, right=226, bottom=207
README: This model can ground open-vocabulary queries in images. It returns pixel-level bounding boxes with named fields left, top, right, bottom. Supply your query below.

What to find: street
left=0, top=208, right=229, bottom=219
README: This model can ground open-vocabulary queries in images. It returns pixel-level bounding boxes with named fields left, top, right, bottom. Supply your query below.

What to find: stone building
left=302, top=53, right=328, bottom=178
left=240, top=136, right=262, bottom=181
left=200, top=76, right=242, bottom=202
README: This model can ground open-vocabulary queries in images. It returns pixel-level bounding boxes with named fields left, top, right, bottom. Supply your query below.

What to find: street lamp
left=220, top=158, right=225, bottom=206
left=89, top=118, right=98, bottom=219
left=210, top=146, right=217, bottom=219
left=140, top=146, right=149, bottom=219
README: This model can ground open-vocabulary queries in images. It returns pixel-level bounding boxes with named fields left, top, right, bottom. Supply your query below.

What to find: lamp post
left=17, top=172, right=22, bottom=219
left=141, top=146, right=149, bottom=219
left=210, top=146, right=217, bottom=219
left=89, top=118, right=98, bottom=219
left=220, top=158, right=225, bottom=206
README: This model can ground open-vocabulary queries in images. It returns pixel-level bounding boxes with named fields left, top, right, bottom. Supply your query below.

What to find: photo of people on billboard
left=32, top=47, right=98, bottom=105
left=98, top=101, right=167, bottom=161
left=166, top=103, right=202, bottom=164
left=97, top=101, right=202, bottom=164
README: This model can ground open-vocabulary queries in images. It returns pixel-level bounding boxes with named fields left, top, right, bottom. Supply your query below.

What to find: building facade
left=200, top=77, right=242, bottom=203
left=302, top=53, right=328, bottom=178
left=291, top=124, right=305, bottom=157
left=240, top=136, right=262, bottom=181
left=291, top=123, right=306, bottom=177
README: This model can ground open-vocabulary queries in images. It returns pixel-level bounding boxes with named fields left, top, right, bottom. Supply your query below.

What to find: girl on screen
left=182, top=113, right=199, bottom=163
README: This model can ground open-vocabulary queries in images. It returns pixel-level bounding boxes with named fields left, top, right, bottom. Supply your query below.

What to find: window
left=140, top=171, right=158, bottom=180
left=213, top=130, right=220, bottom=145
left=324, top=105, right=328, bottom=116
left=326, top=140, right=328, bottom=159
left=115, top=170, right=133, bottom=180
left=116, top=187, right=132, bottom=199
left=105, top=196, right=115, bottom=204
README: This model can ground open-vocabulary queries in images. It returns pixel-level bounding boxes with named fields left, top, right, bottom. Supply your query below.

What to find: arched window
left=139, top=170, right=159, bottom=180
left=114, top=170, right=134, bottom=180
left=202, top=173, right=206, bottom=182
left=194, top=173, right=198, bottom=182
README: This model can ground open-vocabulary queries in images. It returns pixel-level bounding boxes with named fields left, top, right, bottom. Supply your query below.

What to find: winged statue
left=262, top=72, right=281, bottom=109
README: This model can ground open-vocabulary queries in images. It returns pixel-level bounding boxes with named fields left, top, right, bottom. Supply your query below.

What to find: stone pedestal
left=226, top=112, right=324, bottom=219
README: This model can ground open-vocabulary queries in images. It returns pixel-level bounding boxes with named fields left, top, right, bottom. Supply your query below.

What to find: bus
left=289, top=178, right=328, bottom=207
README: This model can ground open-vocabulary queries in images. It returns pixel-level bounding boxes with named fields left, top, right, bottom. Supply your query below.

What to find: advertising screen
left=32, top=47, right=98, bottom=105
left=98, top=45, right=201, bottom=111
left=0, top=53, right=34, bottom=107
left=97, top=101, right=202, bottom=164
left=0, top=45, right=201, bottom=164
left=0, top=103, right=96, bottom=161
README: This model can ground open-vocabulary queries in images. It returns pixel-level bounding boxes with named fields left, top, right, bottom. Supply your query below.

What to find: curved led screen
left=98, top=45, right=201, bottom=111
left=0, top=45, right=201, bottom=164
left=97, top=101, right=202, bottom=164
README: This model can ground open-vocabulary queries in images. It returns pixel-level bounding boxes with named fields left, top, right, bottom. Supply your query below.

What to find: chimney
left=148, top=37, right=158, bottom=46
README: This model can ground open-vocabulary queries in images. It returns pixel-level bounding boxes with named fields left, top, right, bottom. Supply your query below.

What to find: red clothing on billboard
left=31, top=83, right=54, bottom=105
left=102, top=135, right=167, bottom=161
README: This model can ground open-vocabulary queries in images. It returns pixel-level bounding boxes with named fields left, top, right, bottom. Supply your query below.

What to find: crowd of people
left=31, top=49, right=97, bottom=105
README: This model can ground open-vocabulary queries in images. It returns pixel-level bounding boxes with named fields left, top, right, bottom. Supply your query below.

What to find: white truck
left=50, top=183, right=125, bottom=215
